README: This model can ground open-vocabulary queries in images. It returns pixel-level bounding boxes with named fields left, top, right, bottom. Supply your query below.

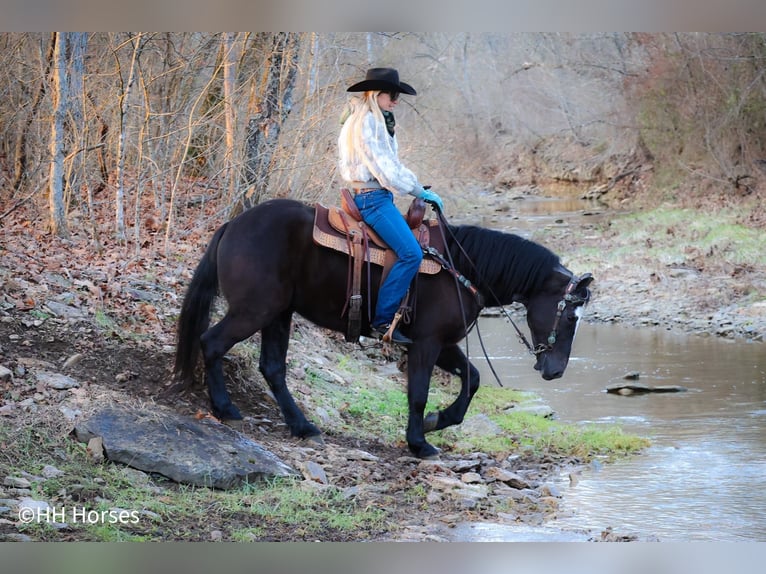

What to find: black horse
left=174, top=198, right=593, bottom=459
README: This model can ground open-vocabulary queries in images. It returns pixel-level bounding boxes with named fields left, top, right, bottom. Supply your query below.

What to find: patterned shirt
left=338, top=111, right=421, bottom=196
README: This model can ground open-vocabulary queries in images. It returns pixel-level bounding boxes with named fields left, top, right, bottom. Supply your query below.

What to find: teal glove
left=416, top=188, right=444, bottom=213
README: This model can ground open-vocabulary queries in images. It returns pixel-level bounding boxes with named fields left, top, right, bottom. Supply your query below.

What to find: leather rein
left=432, top=211, right=591, bottom=387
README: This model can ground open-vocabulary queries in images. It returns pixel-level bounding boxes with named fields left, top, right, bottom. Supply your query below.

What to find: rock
left=44, top=300, right=84, bottom=319
left=17, top=497, right=50, bottom=518
left=59, top=405, right=82, bottom=421
left=1, top=533, right=33, bottom=542
left=483, top=467, right=531, bottom=489
left=313, top=406, right=333, bottom=426
left=3, top=476, right=32, bottom=489
left=62, top=353, right=85, bottom=369
left=538, top=483, right=562, bottom=498
left=6, top=488, right=32, bottom=497
left=457, top=414, right=502, bottom=437
left=87, top=437, right=105, bottom=464
left=41, top=465, right=64, bottom=479
left=0, top=365, right=12, bottom=382
left=119, top=467, right=152, bottom=487
left=300, top=461, right=328, bottom=484
left=0, top=404, right=15, bottom=416
left=35, top=371, right=80, bottom=390
left=343, top=448, right=380, bottom=462
left=445, top=459, right=481, bottom=473
left=460, top=472, right=483, bottom=484
left=427, top=475, right=489, bottom=501
left=19, top=471, right=43, bottom=483
left=508, top=404, right=555, bottom=418
left=74, top=406, right=297, bottom=489
left=140, top=509, right=162, bottom=522
left=568, top=472, right=580, bottom=487
left=606, top=383, right=688, bottom=395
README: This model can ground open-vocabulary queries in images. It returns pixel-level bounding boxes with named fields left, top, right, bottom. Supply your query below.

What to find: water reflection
left=467, top=319, right=766, bottom=541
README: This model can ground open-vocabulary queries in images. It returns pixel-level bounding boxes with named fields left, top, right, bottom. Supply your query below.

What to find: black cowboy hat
left=346, top=67, right=417, bottom=95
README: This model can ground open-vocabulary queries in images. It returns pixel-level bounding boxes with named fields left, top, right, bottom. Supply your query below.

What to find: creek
left=450, top=194, right=766, bottom=541
left=467, top=320, right=766, bottom=541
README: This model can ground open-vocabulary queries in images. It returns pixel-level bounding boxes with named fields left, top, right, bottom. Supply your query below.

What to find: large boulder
left=74, top=406, right=297, bottom=489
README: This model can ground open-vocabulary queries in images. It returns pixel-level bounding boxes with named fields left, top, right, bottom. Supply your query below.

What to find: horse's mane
left=446, top=225, right=560, bottom=303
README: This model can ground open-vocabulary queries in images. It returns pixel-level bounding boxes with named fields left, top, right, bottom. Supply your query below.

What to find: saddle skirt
left=312, top=203, right=444, bottom=275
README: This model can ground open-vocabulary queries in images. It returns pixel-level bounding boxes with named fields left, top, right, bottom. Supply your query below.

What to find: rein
left=431, top=210, right=591, bottom=384
left=432, top=210, right=506, bottom=387
left=433, top=210, right=533, bottom=356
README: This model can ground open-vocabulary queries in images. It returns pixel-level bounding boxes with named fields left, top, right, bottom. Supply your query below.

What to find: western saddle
left=313, top=188, right=445, bottom=342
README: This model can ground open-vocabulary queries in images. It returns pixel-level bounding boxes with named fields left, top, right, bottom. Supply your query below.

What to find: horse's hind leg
left=260, top=311, right=321, bottom=440
left=200, top=312, right=260, bottom=421
left=424, top=344, right=480, bottom=433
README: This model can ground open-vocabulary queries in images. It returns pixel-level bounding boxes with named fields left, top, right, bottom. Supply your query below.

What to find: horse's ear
left=577, top=273, right=594, bottom=289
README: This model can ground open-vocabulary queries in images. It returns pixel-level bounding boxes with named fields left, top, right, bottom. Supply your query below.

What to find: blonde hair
left=341, top=91, right=391, bottom=166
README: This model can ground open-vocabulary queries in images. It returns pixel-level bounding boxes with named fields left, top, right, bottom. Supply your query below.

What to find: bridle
left=431, top=207, right=591, bottom=387
left=539, top=272, right=592, bottom=353
left=500, top=271, right=592, bottom=357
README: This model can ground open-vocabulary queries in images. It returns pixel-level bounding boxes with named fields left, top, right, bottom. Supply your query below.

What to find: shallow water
left=447, top=191, right=766, bottom=541
left=463, top=319, right=766, bottom=541
left=475, top=194, right=610, bottom=233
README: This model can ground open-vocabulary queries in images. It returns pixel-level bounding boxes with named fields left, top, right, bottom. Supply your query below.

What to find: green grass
left=431, top=387, right=649, bottom=460
left=2, top=421, right=386, bottom=542
left=597, top=208, right=766, bottom=268
left=323, top=378, right=648, bottom=461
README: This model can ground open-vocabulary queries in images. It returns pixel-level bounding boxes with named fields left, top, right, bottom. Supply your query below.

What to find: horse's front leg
left=405, top=341, right=442, bottom=459
left=260, top=311, right=322, bottom=440
left=424, top=344, right=480, bottom=433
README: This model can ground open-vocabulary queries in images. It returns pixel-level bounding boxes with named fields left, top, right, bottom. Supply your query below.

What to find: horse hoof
left=213, top=404, right=243, bottom=421
left=423, top=412, right=439, bottom=433
left=410, top=443, right=440, bottom=460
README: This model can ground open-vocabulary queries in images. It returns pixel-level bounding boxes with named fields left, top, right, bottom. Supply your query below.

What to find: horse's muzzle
left=535, top=355, right=565, bottom=380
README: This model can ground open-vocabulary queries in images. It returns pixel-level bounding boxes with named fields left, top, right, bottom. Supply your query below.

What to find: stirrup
left=371, top=323, right=412, bottom=345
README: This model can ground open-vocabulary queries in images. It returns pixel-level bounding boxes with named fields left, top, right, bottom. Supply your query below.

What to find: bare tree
left=240, top=32, right=301, bottom=212
left=222, top=32, right=240, bottom=201
left=48, top=32, right=68, bottom=236
left=12, top=34, right=54, bottom=194
left=6, top=32, right=766, bottom=243
left=113, top=32, right=144, bottom=241
left=65, top=32, right=87, bottom=207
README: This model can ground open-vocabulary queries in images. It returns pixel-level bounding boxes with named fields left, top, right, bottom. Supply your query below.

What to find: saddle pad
left=313, top=204, right=443, bottom=275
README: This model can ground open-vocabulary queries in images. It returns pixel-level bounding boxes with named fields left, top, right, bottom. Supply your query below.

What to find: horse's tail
left=173, top=222, right=228, bottom=385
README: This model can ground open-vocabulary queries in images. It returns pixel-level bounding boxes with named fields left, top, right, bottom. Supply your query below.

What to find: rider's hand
left=416, top=188, right=444, bottom=213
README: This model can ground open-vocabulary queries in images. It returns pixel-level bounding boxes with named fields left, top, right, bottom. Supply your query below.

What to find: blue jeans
left=354, top=189, right=423, bottom=326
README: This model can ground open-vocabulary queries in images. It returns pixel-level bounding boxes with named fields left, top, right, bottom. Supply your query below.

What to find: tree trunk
left=240, top=32, right=301, bottom=212
left=65, top=32, right=88, bottom=207
left=222, top=33, right=239, bottom=202
left=49, top=32, right=69, bottom=237
left=13, top=34, right=55, bottom=193
left=115, top=32, right=143, bottom=241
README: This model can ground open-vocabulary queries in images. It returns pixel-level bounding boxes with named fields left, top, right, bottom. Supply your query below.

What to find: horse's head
left=522, top=266, right=593, bottom=380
